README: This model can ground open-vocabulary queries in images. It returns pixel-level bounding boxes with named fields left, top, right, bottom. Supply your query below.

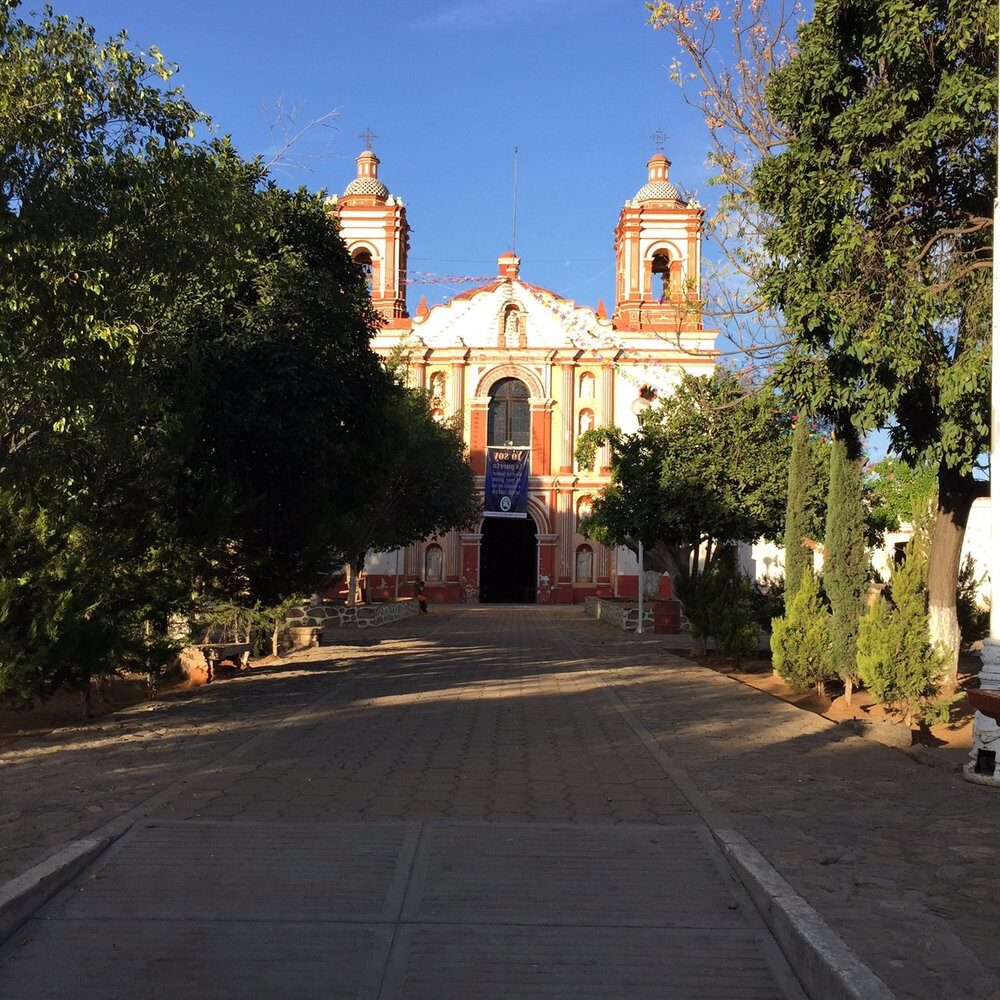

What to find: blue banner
left=484, top=447, right=529, bottom=518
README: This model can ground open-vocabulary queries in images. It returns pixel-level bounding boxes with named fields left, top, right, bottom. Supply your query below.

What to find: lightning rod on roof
left=512, top=146, right=519, bottom=255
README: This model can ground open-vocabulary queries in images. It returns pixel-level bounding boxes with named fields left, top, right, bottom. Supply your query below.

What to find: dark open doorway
left=480, top=514, right=537, bottom=604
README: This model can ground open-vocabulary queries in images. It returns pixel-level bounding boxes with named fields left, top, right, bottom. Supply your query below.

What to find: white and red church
left=328, top=143, right=717, bottom=603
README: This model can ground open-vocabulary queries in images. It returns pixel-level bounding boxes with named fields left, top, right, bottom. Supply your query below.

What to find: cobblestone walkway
left=2, top=606, right=998, bottom=999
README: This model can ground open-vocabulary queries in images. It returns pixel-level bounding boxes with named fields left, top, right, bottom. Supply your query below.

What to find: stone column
left=536, top=534, right=558, bottom=604
left=460, top=533, right=482, bottom=603
left=556, top=489, right=573, bottom=586
left=600, top=364, right=615, bottom=473
left=469, top=398, right=489, bottom=476
left=530, top=402, right=553, bottom=478
left=560, top=363, right=575, bottom=474
left=597, top=541, right=610, bottom=585
left=450, top=361, right=465, bottom=423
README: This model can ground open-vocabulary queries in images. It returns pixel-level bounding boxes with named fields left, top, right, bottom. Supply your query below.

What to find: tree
left=646, top=0, right=800, bottom=362
left=856, top=503, right=947, bottom=725
left=179, top=184, right=387, bottom=609
left=772, top=571, right=833, bottom=695
left=577, top=369, right=789, bottom=606
left=783, top=414, right=816, bottom=594
left=334, top=376, right=480, bottom=604
left=824, top=438, right=869, bottom=703
left=754, top=0, right=996, bottom=690
left=0, top=5, right=391, bottom=703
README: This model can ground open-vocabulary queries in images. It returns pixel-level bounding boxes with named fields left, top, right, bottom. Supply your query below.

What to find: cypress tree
left=772, top=571, right=833, bottom=695
left=857, top=504, right=944, bottom=726
left=783, top=414, right=813, bottom=595
left=824, top=437, right=868, bottom=703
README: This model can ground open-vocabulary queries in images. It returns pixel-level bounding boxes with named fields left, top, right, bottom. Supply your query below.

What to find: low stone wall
left=287, top=599, right=419, bottom=631
left=584, top=596, right=654, bottom=632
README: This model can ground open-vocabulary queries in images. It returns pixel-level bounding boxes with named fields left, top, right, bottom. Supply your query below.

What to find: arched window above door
left=488, top=377, right=530, bottom=447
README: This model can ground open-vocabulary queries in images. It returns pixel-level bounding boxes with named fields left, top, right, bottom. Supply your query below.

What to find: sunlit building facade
left=328, top=144, right=717, bottom=603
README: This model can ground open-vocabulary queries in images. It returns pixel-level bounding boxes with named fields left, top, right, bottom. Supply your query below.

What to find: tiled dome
left=344, top=176, right=389, bottom=199
left=634, top=180, right=683, bottom=203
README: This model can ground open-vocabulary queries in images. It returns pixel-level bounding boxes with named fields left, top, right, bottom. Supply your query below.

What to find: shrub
left=824, top=439, right=868, bottom=700
left=856, top=515, right=946, bottom=726
left=749, top=575, right=785, bottom=632
left=710, top=572, right=759, bottom=665
left=771, top=571, right=833, bottom=694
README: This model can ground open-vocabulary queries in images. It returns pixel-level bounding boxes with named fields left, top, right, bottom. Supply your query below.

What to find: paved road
left=2, top=606, right=999, bottom=998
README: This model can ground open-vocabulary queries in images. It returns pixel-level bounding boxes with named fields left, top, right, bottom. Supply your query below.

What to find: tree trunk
left=844, top=675, right=853, bottom=706
left=80, top=684, right=92, bottom=720
left=928, top=467, right=980, bottom=693
left=270, top=624, right=280, bottom=659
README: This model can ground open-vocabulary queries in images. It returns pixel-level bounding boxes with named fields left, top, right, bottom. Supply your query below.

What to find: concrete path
left=1, top=606, right=998, bottom=998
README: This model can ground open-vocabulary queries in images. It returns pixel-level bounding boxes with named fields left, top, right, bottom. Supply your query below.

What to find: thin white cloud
left=418, top=0, right=586, bottom=31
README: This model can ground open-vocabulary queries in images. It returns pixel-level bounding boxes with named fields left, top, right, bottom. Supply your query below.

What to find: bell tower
left=612, top=142, right=705, bottom=334
left=329, top=131, right=409, bottom=325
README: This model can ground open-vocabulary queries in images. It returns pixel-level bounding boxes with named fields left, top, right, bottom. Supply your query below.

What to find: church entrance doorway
left=479, top=514, right=537, bottom=604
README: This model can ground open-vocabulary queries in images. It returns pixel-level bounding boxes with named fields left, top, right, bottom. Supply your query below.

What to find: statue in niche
left=501, top=306, right=526, bottom=349
left=424, top=545, right=443, bottom=582
left=576, top=546, right=593, bottom=583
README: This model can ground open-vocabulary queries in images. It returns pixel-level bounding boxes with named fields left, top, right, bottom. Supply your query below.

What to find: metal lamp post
left=637, top=539, right=644, bottom=635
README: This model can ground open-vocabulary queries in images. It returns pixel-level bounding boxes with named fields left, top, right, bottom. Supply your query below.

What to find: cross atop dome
left=359, top=127, right=377, bottom=152
left=651, top=127, right=668, bottom=153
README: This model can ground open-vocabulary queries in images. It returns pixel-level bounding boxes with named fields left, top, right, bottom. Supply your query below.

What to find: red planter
left=652, top=599, right=682, bottom=634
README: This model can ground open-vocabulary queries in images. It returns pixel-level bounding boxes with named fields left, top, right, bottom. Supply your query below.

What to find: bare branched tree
left=647, top=0, right=805, bottom=367
left=260, top=98, right=340, bottom=174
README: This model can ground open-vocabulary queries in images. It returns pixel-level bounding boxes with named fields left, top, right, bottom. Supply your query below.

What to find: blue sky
left=65, top=0, right=712, bottom=312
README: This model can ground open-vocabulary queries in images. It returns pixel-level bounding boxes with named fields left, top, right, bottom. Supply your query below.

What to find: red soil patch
left=688, top=650, right=978, bottom=751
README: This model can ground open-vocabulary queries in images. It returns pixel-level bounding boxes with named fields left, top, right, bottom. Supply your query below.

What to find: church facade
left=328, top=145, right=717, bottom=603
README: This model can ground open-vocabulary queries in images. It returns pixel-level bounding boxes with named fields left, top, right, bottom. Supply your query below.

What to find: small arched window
left=576, top=496, right=593, bottom=534
left=578, top=408, right=595, bottom=435
left=651, top=252, right=670, bottom=302
left=575, top=544, right=594, bottom=583
left=579, top=372, right=596, bottom=399
left=424, top=544, right=444, bottom=582
left=353, top=248, right=374, bottom=293
left=488, top=377, right=531, bottom=447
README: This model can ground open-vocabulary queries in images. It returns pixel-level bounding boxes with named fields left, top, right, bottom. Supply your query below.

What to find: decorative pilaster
left=556, top=490, right=573, bottom=584
left=560, top=363, right=575, bottom=474
left=536, top=534, right=558, bottom=604
left=450, top=361, right=465, bottom=422
left=530, top=402, right=553, bottom=477
left=459, top=533, right=482, bottom=603
left=469, top=398, right=489, bottom=476
left=600, top=364, right=615, bottom=473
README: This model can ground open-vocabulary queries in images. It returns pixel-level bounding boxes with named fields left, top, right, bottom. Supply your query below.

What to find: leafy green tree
left=334, top=376, right=480, bottom=604
left=824, top=438, right=869, bottom=703
left=857, top=506, right=947, bottom=725
left=771, top=571, right=834, bottom=695
left=755, top=0, right=996, bottom=690
left=865, top=457, right=938, bottom=539
left=576, top=370, right=789, bottom=598
left=783, top=414, right=815, bottom=594
left=0, top=5, right=391, bottom=704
